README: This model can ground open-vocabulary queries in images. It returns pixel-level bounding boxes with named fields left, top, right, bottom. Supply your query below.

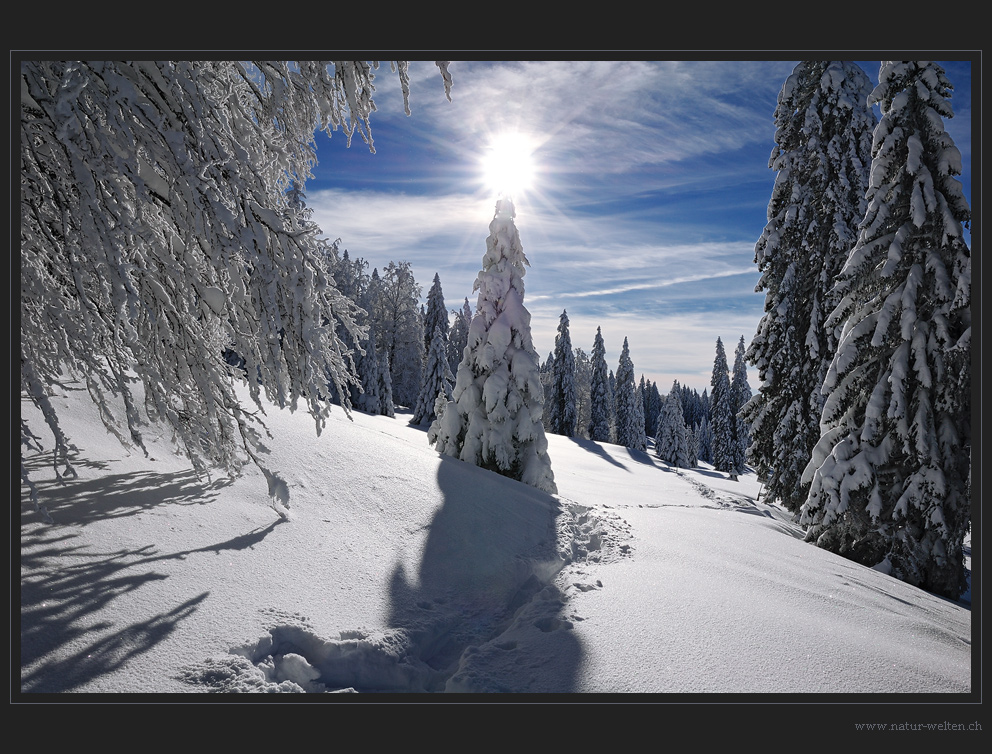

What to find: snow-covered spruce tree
left=678, top=385, right=704, bottom=430
left=353, top=327, right=382, bottom=415
left=322, top=243, right=373, bottom=408
left=676, top=386, right=703, bottom=461
left=377, top=348, right=395, bottom=418
left=373, top=261, right=425, bottom=408
left=363, top=267, right=394, bottom=417
left=633, top=381, right=647, bottom=451
left=547, top=310, right=578, bottom=436
left=697, top=412, right=713, bottom=465
left=428, top=199, right=556, bottom=494
left=655, top=384, right=691, bottom=468
left=639, top=376, right=650, bottom=436
left=742, top=60, right=876, bottom=512
left=423, top=273, right=449, bottom=360
left=729, top=336, right=752, bottom=476
left=686, top=421, right=700, bottom=469
left=608, top=369, right=618, bottom=441
left=539, top=351, right=555, bottom=427
left=614, top=338, right=645, bottom=450
left=573, top=347, right=593, bottom=440
left=448, top=297, right=473, bottom=375
left=411, top=272, right=450, bottom=424
left=20, top=60, right=450, bottom=499
left=588, top=327, right=613, bottom=443
left=709, top=337, right=735, bottom=474
left=800, top=61, right=971, bottom=599
left=412, top=325, right=454, bottom=426
left=327, top=245, right=369, bottom=304
left=644, top=378, right=662, bottom=441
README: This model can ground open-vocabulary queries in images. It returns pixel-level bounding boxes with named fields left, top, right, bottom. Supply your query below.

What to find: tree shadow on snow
left=691, top=466, right=741, bottom=481
left=623, top=445, right=662, bottom=467
left=18, top=520, right=212, bottom=693
left=19, top=509, right=283, bottom=694
left=566, top=436, right=629, bottom=471
left=21, top=451, right=232, bottom=526
left=387, top=455, right=582, bottom=694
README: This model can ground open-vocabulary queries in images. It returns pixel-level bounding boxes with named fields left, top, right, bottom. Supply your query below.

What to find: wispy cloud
left=308, top=184, right=765, bottom=393
left=528, top=265, right=758, bottom=302
left=358, top=60, right=794, bottom=196
left=306, top=58, right=972, bottom=395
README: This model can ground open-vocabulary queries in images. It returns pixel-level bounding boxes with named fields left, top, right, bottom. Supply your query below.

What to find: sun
left=481, top=132, right=537, bottom=198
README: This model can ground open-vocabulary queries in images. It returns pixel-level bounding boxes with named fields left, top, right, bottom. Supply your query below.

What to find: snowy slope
left=18, top=379, right=972, bottom=698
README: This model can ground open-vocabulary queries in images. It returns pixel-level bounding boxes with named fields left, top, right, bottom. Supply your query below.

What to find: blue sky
left=303, top=59, right=974, bottom=395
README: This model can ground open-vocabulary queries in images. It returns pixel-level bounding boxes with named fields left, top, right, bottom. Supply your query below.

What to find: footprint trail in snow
left=178, top=499, right=633, bottom=693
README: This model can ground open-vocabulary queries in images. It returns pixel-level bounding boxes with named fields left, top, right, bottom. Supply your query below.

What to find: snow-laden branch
left=20, top=59, right=451, bottom=506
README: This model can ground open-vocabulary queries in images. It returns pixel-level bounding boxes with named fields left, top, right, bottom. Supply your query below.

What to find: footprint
left=573, top=580, right=602, bottom=592
left=533, top=616, right=573, bottom=632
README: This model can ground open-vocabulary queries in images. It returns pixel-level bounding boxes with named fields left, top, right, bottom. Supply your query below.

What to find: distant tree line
left=536, top=317, right=749, bottom=476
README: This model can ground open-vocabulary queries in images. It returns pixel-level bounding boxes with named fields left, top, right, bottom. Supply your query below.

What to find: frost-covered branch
left=20, top=59, right=451, bottom=506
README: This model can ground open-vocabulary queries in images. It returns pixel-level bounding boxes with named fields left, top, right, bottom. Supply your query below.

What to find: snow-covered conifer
left=608, top=370, right=618, bottom=442
left=375, top=261, right=425, bottom=408
left=677, top=384, right=703, bottom=434
left=539, top=351, right=555, bottom=426
left=655, top=385, right=691, bottom=468
left=614, top=338, right=645, bottom=450
left=686, top=422, right=700, bottom=468
left=632, top=381, right=647, bottom=452
left=448, top=298, right=473, bottom=375
left=800, top=62, right=971, bottom=599
left=547, top=310, right=577, bottom=437
left=377, top=349, right=395, bottom=418
left=541, top=351, right=555, bottom=378
left=354, top=328, right=382, bottom=415
left=423, top=273, right=449, bottom=358
left=412, top=325, right=454, bottom=426
left=573, top=348, right=592, bottom=440
left=697, top=413, right=713, bottom=465
left=639, top=376, right=650, bottom=436
left=588, top=327, right=612, bottom=443
left=362, top=267, right=394, bottom=416
left=742, top=61, right=876, bottom=511
left=428, top=199, right=556, bottom=493
left=644, top=379, right=662, bottom=440
left=729, top=336, right=752, bottom=475
left=710, top=338, right=735, bottom=474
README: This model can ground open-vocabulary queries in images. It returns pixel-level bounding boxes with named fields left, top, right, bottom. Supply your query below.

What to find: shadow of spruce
left=567, top=436, right=630, bottom=471
left=386, top=453, right=582, bottom=692
left=18, top=458, right=278, bottom=693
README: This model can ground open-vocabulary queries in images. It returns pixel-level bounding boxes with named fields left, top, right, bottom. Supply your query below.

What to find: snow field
left=19, top=379, right=971, bottom=694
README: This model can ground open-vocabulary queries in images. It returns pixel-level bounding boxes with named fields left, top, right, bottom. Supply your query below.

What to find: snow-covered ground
left=19, top=379, right=973, bottom=708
